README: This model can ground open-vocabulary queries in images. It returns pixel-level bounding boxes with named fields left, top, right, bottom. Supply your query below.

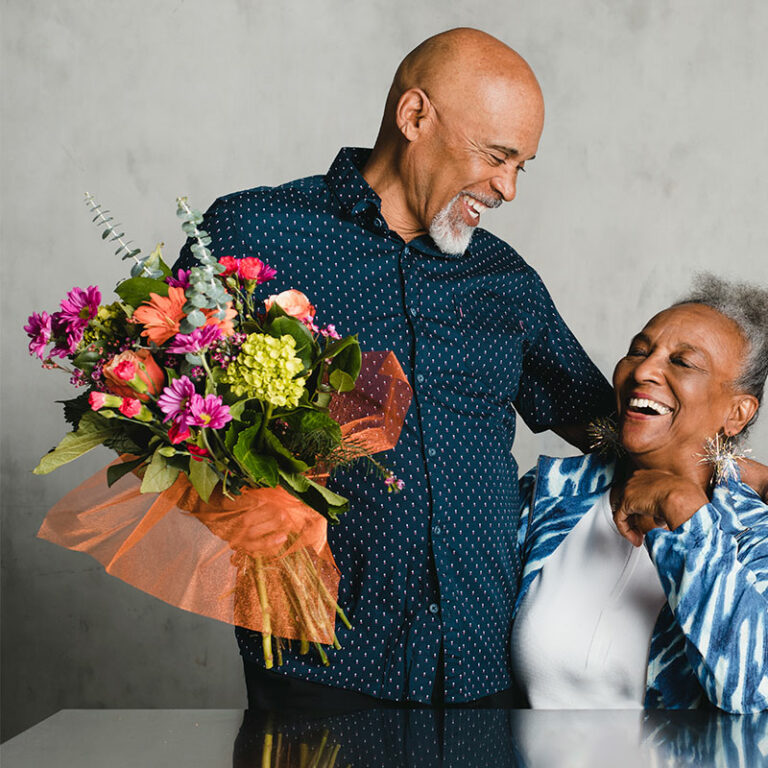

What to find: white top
left=511, top=490, right=667, bottom=709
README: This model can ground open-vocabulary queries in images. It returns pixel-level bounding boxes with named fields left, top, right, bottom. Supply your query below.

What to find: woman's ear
left=395, top=88, right=432, bottom=142
left=724, top=393, right=760, bottom=437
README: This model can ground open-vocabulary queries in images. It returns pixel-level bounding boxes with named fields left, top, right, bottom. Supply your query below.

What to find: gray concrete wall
left=2, top=0, right=767, bottom=741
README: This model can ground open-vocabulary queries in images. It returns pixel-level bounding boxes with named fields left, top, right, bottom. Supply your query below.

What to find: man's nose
left=490, top=168, right=517, bottom=202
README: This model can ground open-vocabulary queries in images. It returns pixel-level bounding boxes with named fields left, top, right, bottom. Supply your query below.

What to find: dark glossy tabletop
left=2, top=708, right=766, bottom=767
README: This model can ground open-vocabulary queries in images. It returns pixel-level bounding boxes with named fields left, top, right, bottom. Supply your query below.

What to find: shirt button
left=433, top=525, right=442, bottom=536
left=428, top=603, right=440, bottom=615
left=416, top=374, right=425, bottom=383
left=374, top=217, right=384, bottom=228
left=428, top=448, right=436, bottom=457
left=410, top=308, right=419, bottom=318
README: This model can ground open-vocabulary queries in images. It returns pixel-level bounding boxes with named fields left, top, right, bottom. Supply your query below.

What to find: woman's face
left=612, top=304, right=750, bottom=474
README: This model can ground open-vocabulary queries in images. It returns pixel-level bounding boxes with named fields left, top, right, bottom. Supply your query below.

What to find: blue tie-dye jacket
left=514, top=453, right=768, bottom=713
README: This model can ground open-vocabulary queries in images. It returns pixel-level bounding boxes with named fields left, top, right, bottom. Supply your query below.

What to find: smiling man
left=175, top=28, right=616, bottom=709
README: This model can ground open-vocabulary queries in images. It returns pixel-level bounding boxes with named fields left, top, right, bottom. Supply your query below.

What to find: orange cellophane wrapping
left=36, top=351, right=412, bottom=642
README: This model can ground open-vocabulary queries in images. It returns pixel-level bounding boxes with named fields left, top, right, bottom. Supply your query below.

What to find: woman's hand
left=613, top=469, right=709, bottom=547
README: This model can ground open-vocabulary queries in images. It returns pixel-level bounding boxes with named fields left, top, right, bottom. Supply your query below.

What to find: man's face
left=410, top=88, right=543, bottom=255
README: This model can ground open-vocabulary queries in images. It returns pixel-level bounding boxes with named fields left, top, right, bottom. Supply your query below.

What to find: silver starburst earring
left=587, top=417, right=624, bottom=456
left=697, top=433, right=751, bottom=484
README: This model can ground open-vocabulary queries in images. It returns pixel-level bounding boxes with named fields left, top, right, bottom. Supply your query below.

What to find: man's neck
left=362, top=146, right=426, bottom=243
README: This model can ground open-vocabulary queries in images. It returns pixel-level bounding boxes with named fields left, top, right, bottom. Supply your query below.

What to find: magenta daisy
left=157, top=376, right=197, bottom=424
left=188, top=393, right=232, bottom=429
left=166, top=269, right=191, bottom=289
left=166, top=325, right=222, bottom=354
left=57, top=286, right=101, bottom=327
left=24, top=311, right=53, bottom=359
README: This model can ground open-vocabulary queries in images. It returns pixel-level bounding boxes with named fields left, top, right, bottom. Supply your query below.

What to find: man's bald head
left=364, top=28, right=545, bottom=253
left=381, top=28, right=543, bottom=143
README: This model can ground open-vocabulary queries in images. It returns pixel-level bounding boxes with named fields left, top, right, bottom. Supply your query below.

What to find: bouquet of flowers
left=26, top=195, right=411, bottom=666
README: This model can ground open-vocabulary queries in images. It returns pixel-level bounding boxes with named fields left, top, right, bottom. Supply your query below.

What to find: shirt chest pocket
left=420, top=291, right=528, bottom=413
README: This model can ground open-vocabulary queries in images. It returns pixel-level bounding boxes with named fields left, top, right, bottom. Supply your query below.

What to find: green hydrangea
left=222, top=333, right=307, bottom=408
left=81, top=301, right=132, bottom=347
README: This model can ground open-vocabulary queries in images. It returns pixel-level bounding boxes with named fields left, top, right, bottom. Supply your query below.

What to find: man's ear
left=395, top=88, right=432, bottom=142
left=724, top=393, right=759, bottom=437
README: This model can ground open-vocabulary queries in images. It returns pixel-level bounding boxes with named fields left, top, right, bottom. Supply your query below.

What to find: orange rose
left=103, top=349, right=164, bottom=401
left=264, top=289, right=316, bottom=324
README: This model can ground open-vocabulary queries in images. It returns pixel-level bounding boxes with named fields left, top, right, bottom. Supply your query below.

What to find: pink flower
left=119, top=398, right=142, bottom=418
left=218, top=256, right=239, bottom=276
left=113, top=360, right=137, bottom=381
left=166, top=325, right=222, bottom=354
left=24, top=311, right=52, bottom=359
left=166, top=269, right=191, bottom=289
left=321, top=324, right=341, bottom=340
left=89, top=391, right=108, bottom=410
left=238, top=257, right=277, bottom=284
left=385, top=474, right=405, bottom=492
left=188, top=393, right=232, bottom=429
left=168, top=421, right=191, bottom=444
left=57, top=285, right=101, bottom=327
left=157, top=376, right=197, bottom=424
left=264, top=289, right=316, bottom=325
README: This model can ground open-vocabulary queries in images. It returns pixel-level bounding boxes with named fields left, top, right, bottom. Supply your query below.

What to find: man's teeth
left=464, top=195, right=486, bottom=219
left=628, top=397, right=672, bottom=415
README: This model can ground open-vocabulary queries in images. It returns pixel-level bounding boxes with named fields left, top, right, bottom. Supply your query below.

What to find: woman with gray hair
left=511, top=274, right=768, bottom=713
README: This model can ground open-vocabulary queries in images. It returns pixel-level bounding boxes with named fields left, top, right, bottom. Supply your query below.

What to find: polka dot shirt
left=175, top=148, right=614, bottom=704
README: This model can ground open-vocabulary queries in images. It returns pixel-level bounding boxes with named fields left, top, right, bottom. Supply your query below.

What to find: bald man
left=175, top=28, right=614, bottom=709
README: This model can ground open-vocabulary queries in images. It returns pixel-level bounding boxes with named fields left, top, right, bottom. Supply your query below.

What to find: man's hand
left=612, top=469, right=709, bottom=547
left=738, top=458, right=768, bottom=502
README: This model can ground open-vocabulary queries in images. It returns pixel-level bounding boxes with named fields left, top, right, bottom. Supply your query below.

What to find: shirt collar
left=324, top=146, right=475, bottom=260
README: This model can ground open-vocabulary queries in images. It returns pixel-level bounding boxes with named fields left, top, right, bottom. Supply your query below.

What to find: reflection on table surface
left=2, top=708, right=767, bottom=768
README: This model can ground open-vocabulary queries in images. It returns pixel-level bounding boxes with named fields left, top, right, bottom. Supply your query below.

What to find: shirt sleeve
left=646, top=489, right=768, bottom=713
left=513, top=275, right=614, bottom=433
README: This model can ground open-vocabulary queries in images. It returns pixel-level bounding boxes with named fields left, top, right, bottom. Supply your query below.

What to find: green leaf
left=282, top=476, right=349, bottom=524
left=33, top=412, right=116, bottom=475
left=282, top=409, right=342, bottom=444
left=57, top=392, right=93, bottom=429
left=107, top=456, right=147, bottom=487
left=115, top=277, right=169, bottom=308
left=261, top=428, right=310, bottom=474
left=72, top=346, right=104, bottom=374
left=140, top=449, right=180, bottom=493
left=233, top=424, right=279, bottom=486
left=318, top=334, right=358, bottom=362
left=188, top=457, right=219, bottom=502
left=267, top=316, right=316, bottom=368
left=185, top=309, right=206, bottom=327
left=328, top=339, right=361, bottom=393
left=278, top=469, right=311, bottom=493
left=329, top=369, right=356, bottom=393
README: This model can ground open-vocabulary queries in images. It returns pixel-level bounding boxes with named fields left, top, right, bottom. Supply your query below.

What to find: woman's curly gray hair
left=675, top=273, right=768, bottom=435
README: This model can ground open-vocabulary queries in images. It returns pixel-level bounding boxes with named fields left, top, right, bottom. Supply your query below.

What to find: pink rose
left=118, top=398, right=142, bottom=418
left=264, top=289, right=316, bottom=324
left=218, top=256, right=239, bottom=276
left=113, top=360, right=137, bottom=381
left=103, top=349, right=164, bottom=401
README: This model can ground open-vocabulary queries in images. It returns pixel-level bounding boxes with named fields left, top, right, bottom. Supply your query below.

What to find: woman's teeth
left=628, top=397, right=672, bottom=415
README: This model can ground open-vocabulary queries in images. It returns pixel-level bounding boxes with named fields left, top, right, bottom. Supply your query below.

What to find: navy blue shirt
left=176, top=148, right=613, bottom=703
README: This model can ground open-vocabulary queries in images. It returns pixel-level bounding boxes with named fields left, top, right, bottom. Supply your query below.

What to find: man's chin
left=428, top=221, right=475, bottom=255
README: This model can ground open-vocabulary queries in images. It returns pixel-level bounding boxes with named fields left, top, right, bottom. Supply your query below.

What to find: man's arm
left=551, top=423, right=596, bottom=454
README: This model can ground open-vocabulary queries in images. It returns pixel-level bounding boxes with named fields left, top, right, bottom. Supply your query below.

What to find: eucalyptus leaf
left=185, top=309, right=206, bottom=327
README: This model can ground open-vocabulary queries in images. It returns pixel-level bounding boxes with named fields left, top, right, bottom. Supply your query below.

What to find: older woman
left=511, top=275, right=768, bottom=713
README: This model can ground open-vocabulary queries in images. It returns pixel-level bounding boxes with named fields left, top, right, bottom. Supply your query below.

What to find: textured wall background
left=2, top=0, right=767, bottom=741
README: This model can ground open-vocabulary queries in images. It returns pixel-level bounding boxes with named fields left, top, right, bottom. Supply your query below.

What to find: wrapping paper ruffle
left=37, top=351, right=412, bottom=643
